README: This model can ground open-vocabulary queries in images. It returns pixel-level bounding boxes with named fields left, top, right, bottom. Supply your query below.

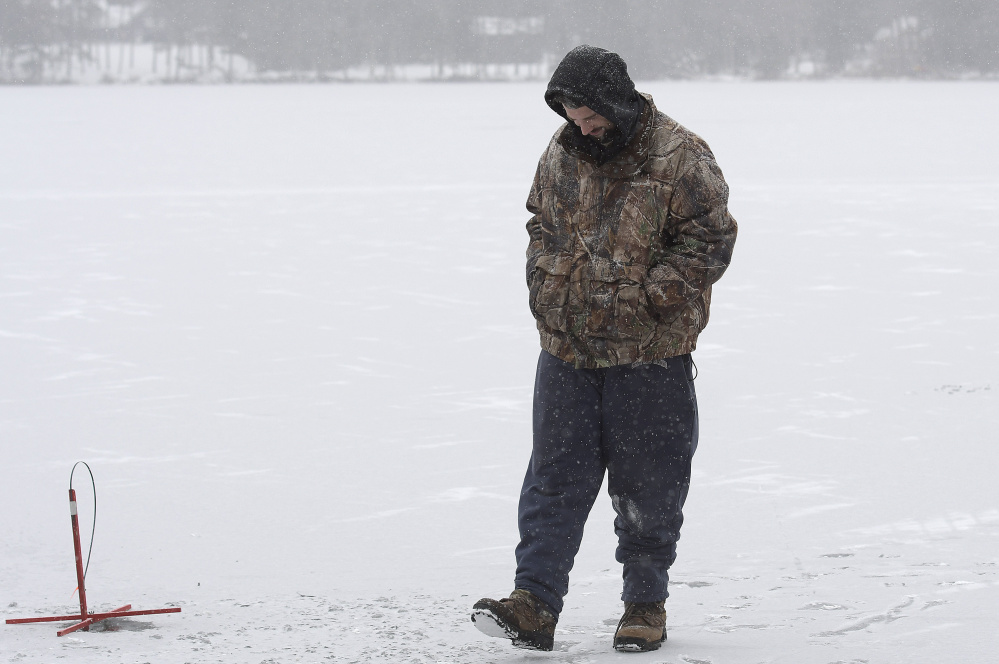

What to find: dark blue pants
left=514, top=350, right=698, bottom=616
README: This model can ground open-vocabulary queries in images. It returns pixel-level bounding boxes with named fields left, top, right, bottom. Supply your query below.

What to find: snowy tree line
left=1, top=0, right=996, bottom=83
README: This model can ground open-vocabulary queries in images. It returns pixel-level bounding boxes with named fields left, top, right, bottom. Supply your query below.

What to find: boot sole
left=471, top=608, right=554, bottom=651
left=614, top=635, right=665, bottom=652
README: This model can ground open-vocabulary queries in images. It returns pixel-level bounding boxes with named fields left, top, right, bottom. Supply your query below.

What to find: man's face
left=563, top=104, right=614, bottom=139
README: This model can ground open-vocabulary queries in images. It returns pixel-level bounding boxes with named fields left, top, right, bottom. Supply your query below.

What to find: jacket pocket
left=584, top=258, right=656, bottom=343
left=530, top=254, right=572, bottom=333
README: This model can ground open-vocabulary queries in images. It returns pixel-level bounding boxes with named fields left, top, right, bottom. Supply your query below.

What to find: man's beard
left=593, top=127, right=619, bottom=147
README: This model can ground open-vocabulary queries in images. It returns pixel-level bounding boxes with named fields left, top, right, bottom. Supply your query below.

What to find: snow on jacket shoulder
left=525, top=94, right=737, bottom=369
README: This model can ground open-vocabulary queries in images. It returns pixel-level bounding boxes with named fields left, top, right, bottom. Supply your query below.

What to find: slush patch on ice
left=88, top=618, right=156, bottom=632
left=936, top=580, right=983, bottom=589
left=812, top=596, right=914, bottom=637
left=672, top=580, right=714, bottom=588
left=800, top=601, right=850, bottom=611
left=705, top=623, right=773, bottom=633
left=935, top=383, right=992, bottom=395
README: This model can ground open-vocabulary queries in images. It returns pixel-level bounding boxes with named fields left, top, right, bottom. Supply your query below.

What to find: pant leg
left=602, top=355, right=698, bottom=604
left=514, top=351, right=606, bottom=616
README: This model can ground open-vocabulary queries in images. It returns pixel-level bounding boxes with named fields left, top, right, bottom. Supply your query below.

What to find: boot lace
left=622, top=602, right=665, bottom=626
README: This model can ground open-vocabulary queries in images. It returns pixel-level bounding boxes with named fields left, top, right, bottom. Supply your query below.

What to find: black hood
left=544, top=45, right=644, bottom=165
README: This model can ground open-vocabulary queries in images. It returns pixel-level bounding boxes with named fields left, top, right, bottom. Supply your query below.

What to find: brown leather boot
left=613, top=600, right=667, bottom=652
left=471, top=589, right=557, bottom=651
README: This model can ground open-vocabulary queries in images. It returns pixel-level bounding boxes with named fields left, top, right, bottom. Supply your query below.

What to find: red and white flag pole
left=69, top=488, right=89, bottom=620
left=5, top=464, right=181, bottom=636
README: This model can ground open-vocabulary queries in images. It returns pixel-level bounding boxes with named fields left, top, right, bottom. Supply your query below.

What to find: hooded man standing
left=470, top=46, right=738, bottom=653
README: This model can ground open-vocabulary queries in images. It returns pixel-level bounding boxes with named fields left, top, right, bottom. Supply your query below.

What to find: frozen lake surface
left=1, top=81, right=997, bottom=663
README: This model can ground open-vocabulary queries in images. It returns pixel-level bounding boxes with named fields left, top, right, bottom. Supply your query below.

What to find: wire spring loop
left=69, top=461, right=96, bottom=580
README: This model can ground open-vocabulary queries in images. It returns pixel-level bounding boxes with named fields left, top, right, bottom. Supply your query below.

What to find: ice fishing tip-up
left=5, top=462, right=181, bottom=636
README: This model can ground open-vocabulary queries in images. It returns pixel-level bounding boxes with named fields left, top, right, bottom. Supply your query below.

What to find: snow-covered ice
left=1, top=81, right=997, bottom=662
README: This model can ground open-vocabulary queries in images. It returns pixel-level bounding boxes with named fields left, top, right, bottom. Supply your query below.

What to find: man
left=470, top=45, right=737, bottom=652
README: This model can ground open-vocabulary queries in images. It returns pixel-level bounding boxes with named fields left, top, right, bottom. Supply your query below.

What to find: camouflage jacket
left=526, top=94, right=737, bottom=368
